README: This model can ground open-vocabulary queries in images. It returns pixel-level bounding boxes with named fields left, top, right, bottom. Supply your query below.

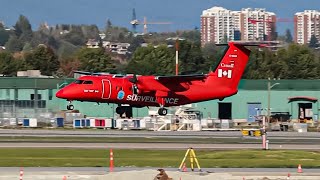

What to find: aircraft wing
left=73, top=71, right=111, bottom=76
left=154, top=74, right=207, bottom=82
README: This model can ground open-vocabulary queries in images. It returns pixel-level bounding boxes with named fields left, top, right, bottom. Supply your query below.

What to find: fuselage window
left=74, top=80, right=84, bottom=84
left=83, top=81, right=93, bottom=84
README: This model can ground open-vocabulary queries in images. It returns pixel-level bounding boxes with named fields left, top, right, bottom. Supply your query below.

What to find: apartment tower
left=201, top=6, right=276, bottom=46
left=294, top=10, right=320, bottom=44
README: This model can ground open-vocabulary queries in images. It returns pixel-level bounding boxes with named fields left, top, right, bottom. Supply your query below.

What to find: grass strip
left=0, top=148, right=320, bottom=168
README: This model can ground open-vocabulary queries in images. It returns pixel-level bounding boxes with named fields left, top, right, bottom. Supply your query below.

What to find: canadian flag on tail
left=218, top=69, right=232, bottom=78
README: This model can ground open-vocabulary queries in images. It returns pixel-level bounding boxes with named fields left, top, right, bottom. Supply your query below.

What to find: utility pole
left=267, top=79, right=271, bottom=124
left=265, top=78, right=280, bottom=150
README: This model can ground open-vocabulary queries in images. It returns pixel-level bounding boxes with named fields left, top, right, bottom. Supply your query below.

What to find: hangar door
left=218, top=102, right=232, bottom=119
left=247, top=103, right=261, bottom=122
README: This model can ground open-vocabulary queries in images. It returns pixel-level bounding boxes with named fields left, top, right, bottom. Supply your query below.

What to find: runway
left=0, top=142, right=320, bottom=150
left=1, top=129, right=320, bottom=138
left=1, top=167, right=320, bottom=173
left=0, top=167, right=319, bottom=180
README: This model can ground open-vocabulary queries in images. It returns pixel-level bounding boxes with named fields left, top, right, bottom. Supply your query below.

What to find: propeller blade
left=129, top=74, right=138, bottom=83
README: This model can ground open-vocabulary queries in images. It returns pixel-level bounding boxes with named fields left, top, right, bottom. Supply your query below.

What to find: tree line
left=0, top=15, right=319, bottom=79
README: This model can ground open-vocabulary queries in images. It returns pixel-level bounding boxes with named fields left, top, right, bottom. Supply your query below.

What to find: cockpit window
left=83, top=81, right=93, bottom=84
left=74, top=80, right=84, bottom=84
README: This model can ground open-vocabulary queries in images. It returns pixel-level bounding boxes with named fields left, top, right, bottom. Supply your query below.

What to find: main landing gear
left=67, top=101, right=74, bottom=110
left=116, top=106, right=125, bottom=115
left=158, top=107, right=168, bottom=116
left=116, top=106, right=133, bottom=118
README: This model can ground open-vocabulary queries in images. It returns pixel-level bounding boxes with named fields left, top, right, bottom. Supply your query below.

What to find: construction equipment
left=130, top=8, right=172, bottom=34
left=178, top=147, right=201, bottom=172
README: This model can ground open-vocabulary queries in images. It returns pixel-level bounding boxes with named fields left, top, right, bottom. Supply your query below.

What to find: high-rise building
left=201, top=6, right=276, bottom=46
left=294, top=10, right=320, bottom=44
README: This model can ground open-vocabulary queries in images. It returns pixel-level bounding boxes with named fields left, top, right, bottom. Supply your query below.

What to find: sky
left=1, top=0, right=320, bottom=35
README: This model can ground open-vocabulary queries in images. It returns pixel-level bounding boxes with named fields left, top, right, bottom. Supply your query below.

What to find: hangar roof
left=238, top=79, right=320, bottom=91
left=0, top=77, right=74, bottom=89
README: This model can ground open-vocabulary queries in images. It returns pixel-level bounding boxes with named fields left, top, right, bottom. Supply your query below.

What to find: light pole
left=264, top=78, right=280, bottom=150
left=267, top=78, right=280, bottom=124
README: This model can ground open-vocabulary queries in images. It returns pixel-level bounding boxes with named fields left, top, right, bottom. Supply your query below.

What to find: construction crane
left=130, top=8, right=172, bottom=34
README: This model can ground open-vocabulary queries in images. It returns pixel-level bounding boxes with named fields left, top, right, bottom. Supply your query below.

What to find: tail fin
left=208, top=42, right=251, bottom=90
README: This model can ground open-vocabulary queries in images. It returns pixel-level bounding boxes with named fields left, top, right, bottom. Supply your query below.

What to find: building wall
left=195, top=90, right=319, bottom=120
left=294, top=10, right=320, bottom=44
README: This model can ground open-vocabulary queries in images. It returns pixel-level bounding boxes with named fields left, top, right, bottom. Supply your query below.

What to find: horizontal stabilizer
left=73, top=71, right=110, bottom=76
left=216, top=41, right=276, bottom=47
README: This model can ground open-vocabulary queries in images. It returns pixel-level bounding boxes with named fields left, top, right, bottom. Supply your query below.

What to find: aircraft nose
left=56, top=89, right=65, bottom=99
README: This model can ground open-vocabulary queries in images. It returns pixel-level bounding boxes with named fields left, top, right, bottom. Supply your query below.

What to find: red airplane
left=56, top=42, right=253, bottom=116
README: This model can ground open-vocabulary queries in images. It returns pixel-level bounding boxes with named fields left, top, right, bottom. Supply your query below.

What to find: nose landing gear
left=67, top=104, right=74, bottom=110
left=67, top=101, right=74, bottom=110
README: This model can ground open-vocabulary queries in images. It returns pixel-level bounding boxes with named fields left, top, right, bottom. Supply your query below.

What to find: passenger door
left=102, top=79, right=111, bottom=99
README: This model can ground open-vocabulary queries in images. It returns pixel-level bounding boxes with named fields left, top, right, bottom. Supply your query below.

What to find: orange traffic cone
left=287, top=173, right=290, bottom=180
left=182, top=163, right=187, bottom=172
left=297, top=164, right=303, bottom=173
left=19, top=167, right=23, bottom=180
left=110, top=149, right=114, bottom=172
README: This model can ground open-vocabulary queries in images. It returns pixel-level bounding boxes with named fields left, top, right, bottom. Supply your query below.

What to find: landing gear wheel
left=116, top=107, right=125, bottom=115
left=67, top=105, right=74, bottom=110
left=158, top=108, right=167, bottom=116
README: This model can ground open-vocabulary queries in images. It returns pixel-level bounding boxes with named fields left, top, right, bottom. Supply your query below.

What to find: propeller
left=129, top=74, right=138, bottom=83
left=128, top=74, right=139, bottom=94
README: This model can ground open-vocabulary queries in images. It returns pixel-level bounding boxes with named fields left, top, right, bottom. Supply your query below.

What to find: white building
left=294, top=10, right=320, bottom=44
left=201, top=6, right=276, bottom=46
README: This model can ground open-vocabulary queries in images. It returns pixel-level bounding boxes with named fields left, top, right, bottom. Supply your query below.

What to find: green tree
left=14, top=15, right=33, bottom=42
left=178, top=41, right=205, bottom=74
left=25, top=45, right=60, bottom=75
left=202, top=43, right=224, bottom=73
left=128, top=36, right=145, bottom=54
left=284, top=29, right=293, bottom=43
left=0, top=28, right=10, bottom=45
left=5, top=35, right=23, bottom=52
left=62, top=25, right=86, bottom=46
left=31, top=31, right=59, bottom=49
left=126, top=46, right=154, bottom=75
left=82, top=25, right=100, bottom=39
left=76, top=48, right=115, bottom=72
left=22, top=42, right=33, bottom=52
left=180, top=30, right=201, bottom=44
left=126, top=45, right=175, bottom=75
left=106, top=19, right=112, bottom=31
left=309, top=35, right=319, bottom=48
left=57, top=57, right=81, bottom=77
left=57, top=41, right=79, bottom=58
left=0, top=52, right=16, bottom=75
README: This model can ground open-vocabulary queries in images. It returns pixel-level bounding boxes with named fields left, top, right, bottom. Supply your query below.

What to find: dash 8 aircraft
left=56, top=41, right=256, bottom=116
